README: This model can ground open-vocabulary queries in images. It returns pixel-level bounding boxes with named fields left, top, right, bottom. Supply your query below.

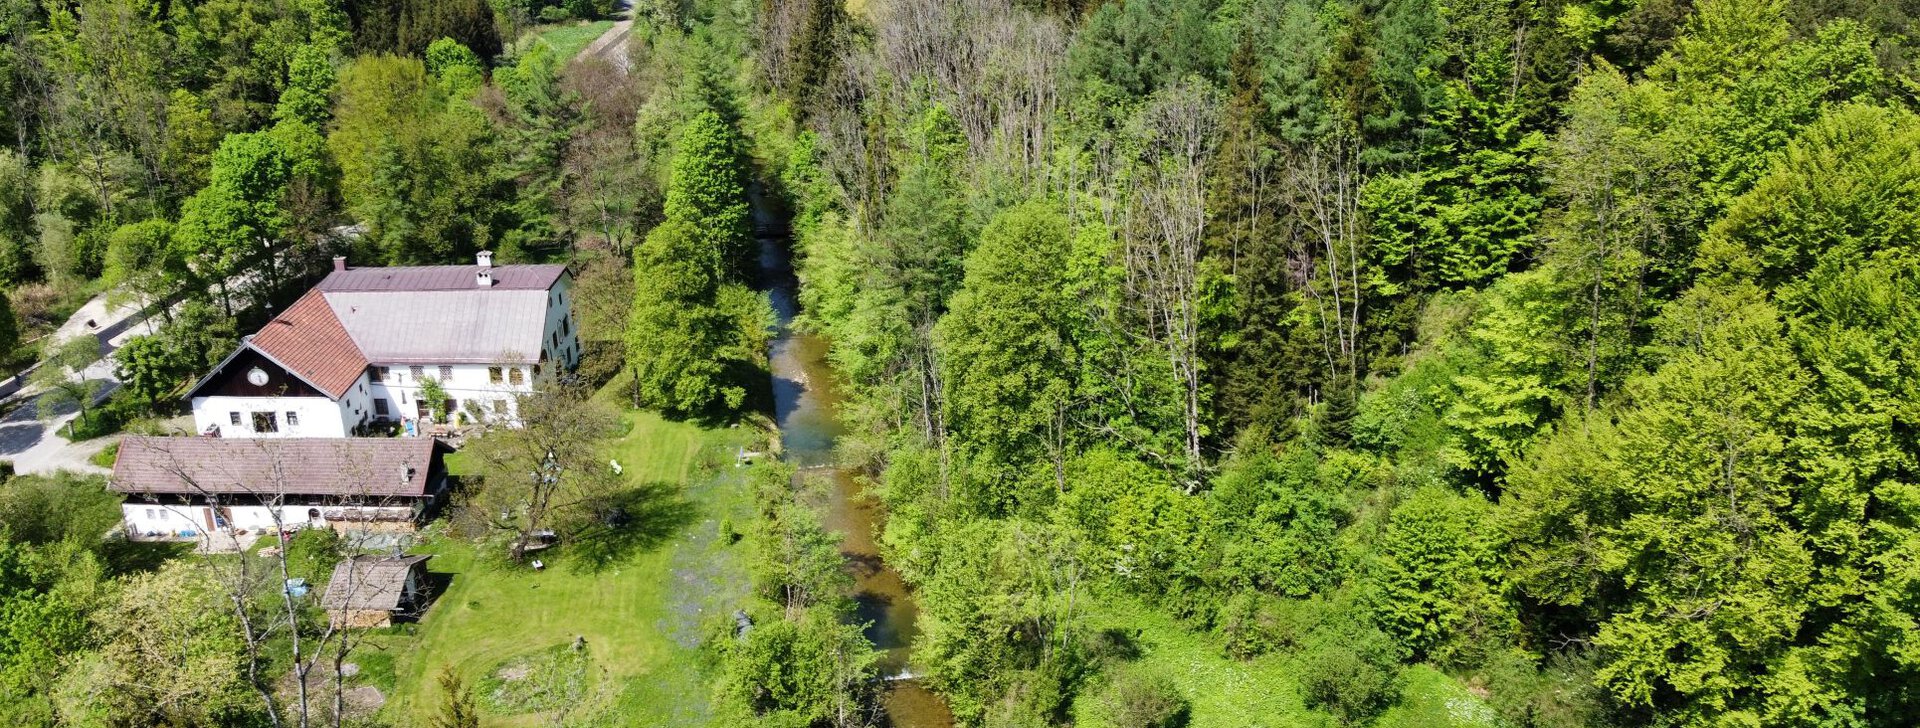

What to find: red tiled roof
left=111, top=436, right=439, bottom=498
left=249, top=290, right=368, bottom=399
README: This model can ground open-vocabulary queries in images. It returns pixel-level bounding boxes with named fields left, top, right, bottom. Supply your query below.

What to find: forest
left=4, top=0, right=1920, bottom=726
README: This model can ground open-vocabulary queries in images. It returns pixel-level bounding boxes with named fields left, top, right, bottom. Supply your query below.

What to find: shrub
left=1218, top=591, right=1270, bottom=659
left=284, top=528, right=341, bottom=584
left=1476, top=648, right=1615, bottom=728
left=1295, top=628, right=1404, bottom=725
left=1087, top=664, right=1189, bottom=728
left=88, top=442, right=118, bottom=469
left=60, top=394, right=133, bottom=441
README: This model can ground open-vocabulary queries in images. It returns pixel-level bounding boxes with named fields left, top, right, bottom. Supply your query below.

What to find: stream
left=754, top=191, right=956, bottom=727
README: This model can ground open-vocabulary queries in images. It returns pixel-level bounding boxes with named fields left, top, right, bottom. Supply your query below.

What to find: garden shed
left=320, top=554, right=433, bottom=628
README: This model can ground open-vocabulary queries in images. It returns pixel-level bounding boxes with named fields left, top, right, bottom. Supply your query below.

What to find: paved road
left=0, top=296, right=153, bottom=475
left=0, top=253, right=305, bottom=475
left=577, top=1, right=634, bottom=71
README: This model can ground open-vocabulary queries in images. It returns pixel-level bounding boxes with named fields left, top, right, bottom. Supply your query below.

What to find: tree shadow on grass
left=99, top=539, right=194, bottom=576
left=564, top=479, right=698, bottom=573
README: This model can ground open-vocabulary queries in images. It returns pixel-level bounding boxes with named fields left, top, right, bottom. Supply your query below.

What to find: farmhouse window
left=285, top=411, right=300, bottom=427
left=229, top=412, right=241, bottom=426
left=410, top=365, right=424, bottom=379
left=439, top=365, right=453, bottom=379
left=489, top=366, right=503, bottom=383
left=374, top=399, right=389, bottom=416
left=252, top=412, right=278, bottom=433
left=509, top=367, right=525, bottom=385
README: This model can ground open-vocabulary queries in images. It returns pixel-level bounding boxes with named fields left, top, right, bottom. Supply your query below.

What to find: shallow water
left=754, top=190, right=955, bottom=728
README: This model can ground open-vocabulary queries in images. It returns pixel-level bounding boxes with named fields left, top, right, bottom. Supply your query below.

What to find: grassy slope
left=516, top=20, right=616, bottom=61
left=1074, top=598, right=1499, bottom=728
left=1074, top=599, right=1318, bottom=728
left=377, top=407, right=760, bottom=726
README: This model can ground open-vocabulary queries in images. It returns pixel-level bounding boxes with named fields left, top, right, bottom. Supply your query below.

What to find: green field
left=372, top=409, right=763, bottom=726
left=514, top=20, right=616, bottom=61
left=1074, top=598, right=1498, bottom=728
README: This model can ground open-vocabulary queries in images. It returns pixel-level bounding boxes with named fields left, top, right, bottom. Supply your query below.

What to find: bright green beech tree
left=935, top=201, right=1080, bottom=511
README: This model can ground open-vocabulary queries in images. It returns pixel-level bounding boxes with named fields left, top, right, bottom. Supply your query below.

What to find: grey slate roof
left=320, top=554, right=430, bottom=611
left=326, top=289, right=550, bottom=364
left=317, top=264, right=566, bottom=292
left=112, top=436, right=438, bottom=498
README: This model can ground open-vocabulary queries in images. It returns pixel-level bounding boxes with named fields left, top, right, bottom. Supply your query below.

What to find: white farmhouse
left=110, top=435, right=448, bottom=539
left=188, top=252, right=579, bottom=438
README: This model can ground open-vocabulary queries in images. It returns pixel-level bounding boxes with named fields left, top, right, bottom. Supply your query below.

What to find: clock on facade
left=247, top=367, right=270, bottom=386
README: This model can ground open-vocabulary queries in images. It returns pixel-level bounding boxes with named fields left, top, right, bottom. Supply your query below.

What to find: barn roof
left=317, top=264, right=566, bottom=292
left=324, top=289, right=550, bottom=364
left=111, top=436, right=439, bottom=498
left=320, top=554, right=430, bottom=612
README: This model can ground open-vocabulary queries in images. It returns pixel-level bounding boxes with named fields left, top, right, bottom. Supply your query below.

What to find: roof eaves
left=184, top=339, right=257, bottom=400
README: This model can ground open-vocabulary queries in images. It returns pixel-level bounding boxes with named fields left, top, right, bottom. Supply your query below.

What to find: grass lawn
left=374, top=407, right=766, bottom=726
left=1073, top=597, right=1499, bottom=728
left=514, top=20, right=616, bottom=61
left=1074, top=598, right=1318, bottom=727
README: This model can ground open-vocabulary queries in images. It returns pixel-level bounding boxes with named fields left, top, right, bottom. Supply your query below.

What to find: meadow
left=369, top=408, right=762, bottom=726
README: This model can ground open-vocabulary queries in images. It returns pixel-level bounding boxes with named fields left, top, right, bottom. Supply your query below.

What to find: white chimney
left=475, top=251, right=493, bottom=287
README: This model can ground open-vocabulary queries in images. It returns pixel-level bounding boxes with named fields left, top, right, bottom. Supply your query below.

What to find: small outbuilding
left=320, top=554, right=433, bottom=629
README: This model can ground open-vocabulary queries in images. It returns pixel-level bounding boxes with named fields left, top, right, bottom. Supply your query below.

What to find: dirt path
left=576, top=1, right=634, bottom=72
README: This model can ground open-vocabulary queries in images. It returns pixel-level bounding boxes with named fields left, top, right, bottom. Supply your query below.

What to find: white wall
left=121, top=502, right=420, bottom=536
left=336, top=374, right=375, bottom=431
left=368, top=363, right=534, bottom=426
left=542, top=276, right=581, bottom=370
left=121, top=503, right=322, bottom=536
left=191, top=395, right=352, bottom=439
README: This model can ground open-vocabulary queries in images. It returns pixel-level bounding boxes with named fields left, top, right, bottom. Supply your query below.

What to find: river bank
left=753, top=189, right=955, bottom=727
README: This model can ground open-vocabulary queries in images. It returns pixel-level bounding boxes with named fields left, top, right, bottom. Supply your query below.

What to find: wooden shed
left=320, top=554, right=432, bottom=628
